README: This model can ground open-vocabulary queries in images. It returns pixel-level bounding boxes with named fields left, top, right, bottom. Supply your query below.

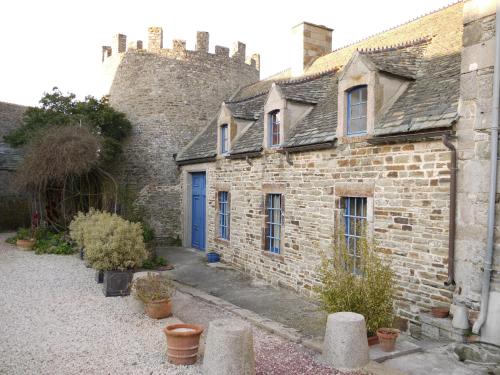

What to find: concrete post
left=322, top=312, right=369, bottom=370
left=203, top=318, right=255, bottom=375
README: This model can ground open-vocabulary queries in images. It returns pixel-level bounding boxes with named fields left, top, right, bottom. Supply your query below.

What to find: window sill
left=261, top=250, right=285, bottom=262
left=339, top=134, right=370, bottom=144
left=215, top=237, right=230, bottom=245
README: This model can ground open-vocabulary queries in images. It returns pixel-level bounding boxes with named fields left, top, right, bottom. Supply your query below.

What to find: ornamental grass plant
left=132, top=273, right=175, bottom=303
left=316, top=225, right=395, bottom=335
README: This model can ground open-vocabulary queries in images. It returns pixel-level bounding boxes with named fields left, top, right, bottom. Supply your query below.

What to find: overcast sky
left=1, top=0, right=456, bottom=106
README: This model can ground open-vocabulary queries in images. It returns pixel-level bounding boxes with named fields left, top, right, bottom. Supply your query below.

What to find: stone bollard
left=322, top=312, right=369, bottom=370
left=203, top=318, right=255, bottom=375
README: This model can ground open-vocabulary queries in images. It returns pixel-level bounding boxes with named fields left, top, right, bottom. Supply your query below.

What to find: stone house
left=174, top=0, right=500, bottom=343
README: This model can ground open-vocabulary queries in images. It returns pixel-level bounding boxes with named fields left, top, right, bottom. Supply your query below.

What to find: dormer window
left=268, top=110, right=280, bottom=147
left=347, top=86, right=367, bottom=135
left=220, top=124, right=229, bottom=154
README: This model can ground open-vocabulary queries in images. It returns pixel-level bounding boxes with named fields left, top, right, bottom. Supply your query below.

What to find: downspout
left=442, top=133, right=456, bottom=286
left=473, top=0, right=500, bottom=335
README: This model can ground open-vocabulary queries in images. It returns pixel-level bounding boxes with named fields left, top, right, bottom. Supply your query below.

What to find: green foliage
left=142, top=256, right=167, bottom=269
left=33, top=229, right=75, bottom=255
left=132, top=273, right=175, bottom=303
left=4, top=88, right=131, bottom=164
left=70, top=210, right=147, bottom=271
left=6, top=228, right=32, bottom=244
left=316, top=232, right=395, bottom=335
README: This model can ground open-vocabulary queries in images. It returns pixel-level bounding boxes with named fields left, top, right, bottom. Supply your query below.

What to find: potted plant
left=71, top=210, right=147, bottom=297
left=132, top=273, right=175, bottom=319
left=207, top=251, right=220, bottom=263
left=316, top=225, right=395, bottom=346
left=164, top=323, right=204, bottom=365
left=14, top=228, right=36, bottom=250
left=376, top=328, right=400, bottom=352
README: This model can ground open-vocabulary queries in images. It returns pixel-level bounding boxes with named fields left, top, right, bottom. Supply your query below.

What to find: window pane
left=350, top=89, right=360, bottom=103
left=360, top=102, right=367, bottom=118
left=349, top=118, right=366, bottom=134
left=360, top=86, right=368, bottom=102
left=350, top=104, right=361, bottom=119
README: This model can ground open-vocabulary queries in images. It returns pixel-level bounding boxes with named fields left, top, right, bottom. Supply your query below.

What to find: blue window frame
left=347, top=86, right=367, bottom=135
left=268, top=110, right=280, bottom=147
left=343, top=197, right=367, bottom=272
left=221, top=124, right=228, bottom=154
left=266, top=193, right=282, bottom=254
left=218, top=191, right=229, bottom=240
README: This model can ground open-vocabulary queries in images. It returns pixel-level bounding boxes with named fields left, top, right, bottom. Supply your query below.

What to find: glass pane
left=350, top=89, right=360, bottom=103
left=360, top=102, right=367, bottom=117
left=349, top=118, right=367, bottom=134
left=350, top=104, right=361, bottom=119
left=360, top=86, right=368, bottom=102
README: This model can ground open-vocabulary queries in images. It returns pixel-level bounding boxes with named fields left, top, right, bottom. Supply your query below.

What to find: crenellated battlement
left=101, top=26, right=260, bottom=70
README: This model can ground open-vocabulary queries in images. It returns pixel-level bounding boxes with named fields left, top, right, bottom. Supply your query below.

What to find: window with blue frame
left=266, top=193, right=282, bottom=254
left=268, top=110, right=280, bottom=147
left=343, top=197, right=367, bottom=272
left=220, top=124, right=228, bottom=154
left=347, top=86, right=368, bottom=135
left=218, top=191, right=229, bottom=240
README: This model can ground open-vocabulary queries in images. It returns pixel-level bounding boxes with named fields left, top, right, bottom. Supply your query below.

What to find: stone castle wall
left=102, top=31, right=260, bottom=240
left=181, top=140, right=454, bottom=324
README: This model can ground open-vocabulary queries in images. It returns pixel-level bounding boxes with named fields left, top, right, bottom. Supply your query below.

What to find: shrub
left=132, top=273, right=175, bottom=303
left=69, top=209, right=99, bottom=248
left=72, top=210, right=147, bottom=271
left=33, top=229, right=75, bottom=255
left=142, top=256, right=167, bottom=269
left=316, top=231, right=395, bottom=335
left=6, top=228, right=32, bottom=244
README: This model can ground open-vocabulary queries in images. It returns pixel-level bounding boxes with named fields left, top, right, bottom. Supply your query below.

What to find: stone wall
left=102, top=31, right=260, bottom=240
left=454, top=0, right=498, bottom=308
left=0, top=101, right=29, bottom=230
left=180, top=139, right=454, bottom=324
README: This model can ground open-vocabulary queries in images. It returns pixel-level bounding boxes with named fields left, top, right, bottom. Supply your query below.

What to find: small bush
left=132, top=273, right=175, bottom=303
left=316, top=231, right=395, bottom=335
left=142, top=256, right=167, bottom=269
left=71, top=210, right=147, bottom=271
left=33, top=229, right=75, bottom=255
left=69, top=209, right=99, bottom=248
left=6, top=228, right=32, bottom=244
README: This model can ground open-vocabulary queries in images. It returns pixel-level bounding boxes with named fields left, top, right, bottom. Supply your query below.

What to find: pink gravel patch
left=253, top=330, right=363, bottom=375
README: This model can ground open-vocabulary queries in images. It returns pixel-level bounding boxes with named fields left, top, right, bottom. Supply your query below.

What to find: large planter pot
left=79, top=247, right=85, bottom=260
left=164, top=324, right=204, bottom=365
left=102, top=270, right=133, bottom=297
left=367, top=334, right=379, bottom=346
left=95, top=270, right=104, bottom=284
left=16, top=239, right=35, bottom=250
left=145, top=298, right=172, bottom=319
left=207, top=252, right=220, bottom=263
left=376, top=328, right=400, bottom=352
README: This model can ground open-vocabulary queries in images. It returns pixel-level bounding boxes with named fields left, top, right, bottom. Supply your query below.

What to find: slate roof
left=176, top=118, right=218, bottom=162
left=176, top=1, right=463, bottom=162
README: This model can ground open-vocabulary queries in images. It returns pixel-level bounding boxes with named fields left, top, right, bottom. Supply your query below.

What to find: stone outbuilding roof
left=176, top=1, right=462, bottom=163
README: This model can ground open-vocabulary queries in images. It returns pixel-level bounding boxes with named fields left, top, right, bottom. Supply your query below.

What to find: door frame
left=182, top=167, right=209, bottom=250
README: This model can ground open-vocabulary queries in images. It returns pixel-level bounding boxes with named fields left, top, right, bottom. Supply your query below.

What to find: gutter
left=473, top=0, right=500, bottom=335
left=175, top=155, right=217, bottom=166
left=367, top=129, right=453, bottom=145
left=281, top=140, right=337, bottom=153
left=442, top=133, right=457, bottom=286
left=228, top=150, right=262, bottom=160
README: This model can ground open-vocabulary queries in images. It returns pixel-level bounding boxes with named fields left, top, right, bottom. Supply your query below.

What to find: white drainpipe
left=472, top=0, right=500, bottom=335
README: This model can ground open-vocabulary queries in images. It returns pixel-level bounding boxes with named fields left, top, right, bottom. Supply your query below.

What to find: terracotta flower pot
left=145, top=298, right=172, bottom=319
left=16, top=239, right=35, bottom=250
left=367, top=334, right=379, bottom=346
left=164, top=323, right=204, bottom=365
left=431, top=306, right=450, bottom=319
left=376, top=328, right=400, bottom=352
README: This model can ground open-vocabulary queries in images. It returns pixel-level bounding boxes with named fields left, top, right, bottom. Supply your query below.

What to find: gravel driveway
left=0, top=233, right=351, bottom=375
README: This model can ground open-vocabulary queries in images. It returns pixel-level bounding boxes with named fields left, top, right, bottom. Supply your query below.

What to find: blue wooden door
left=191, top=172, right=206, bottom=250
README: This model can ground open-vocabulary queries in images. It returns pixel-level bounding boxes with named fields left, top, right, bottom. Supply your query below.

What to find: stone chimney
left=291, top=22, right=333, bottom=76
